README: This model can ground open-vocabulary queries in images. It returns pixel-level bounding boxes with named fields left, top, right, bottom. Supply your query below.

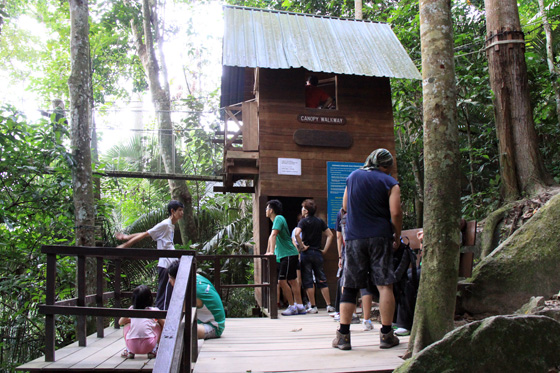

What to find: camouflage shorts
left=342, top=237, right=396, bottom=288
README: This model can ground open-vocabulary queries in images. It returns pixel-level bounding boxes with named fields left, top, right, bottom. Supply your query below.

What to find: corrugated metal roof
left=223, top=6, right=421, bottom=80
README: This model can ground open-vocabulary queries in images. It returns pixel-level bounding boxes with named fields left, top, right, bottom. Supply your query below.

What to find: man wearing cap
left=332, top=148, right=403, bottom=350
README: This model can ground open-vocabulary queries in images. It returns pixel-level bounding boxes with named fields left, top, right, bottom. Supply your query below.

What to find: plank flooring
left=16, top=326, right=155, bottom=372
left=17, top=310, right=408, bottom=372
left=194, top=311, right=409, bottom=373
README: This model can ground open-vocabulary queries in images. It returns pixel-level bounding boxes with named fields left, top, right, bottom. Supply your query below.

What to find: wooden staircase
left=214, top=100, right=259, bottom=193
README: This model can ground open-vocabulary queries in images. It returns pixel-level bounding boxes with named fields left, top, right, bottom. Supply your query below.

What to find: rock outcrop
left=395, top=315, right=560, bottom=373
left=458, top=193, right=560, bottom=315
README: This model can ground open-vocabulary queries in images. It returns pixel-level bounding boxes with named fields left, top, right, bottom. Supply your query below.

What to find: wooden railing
left=37, top=247, right=279, bottom=371
left=198, top=254, right=278, bottom=319
left=38, top=245, right=196, bottom=372
left=154, top=255, right=197, bottom=373
left=222, top=99, right=258, bottom=152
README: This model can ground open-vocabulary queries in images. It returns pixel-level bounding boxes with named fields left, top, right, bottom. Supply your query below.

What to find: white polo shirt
left=147, top=217, right=175, bottom=268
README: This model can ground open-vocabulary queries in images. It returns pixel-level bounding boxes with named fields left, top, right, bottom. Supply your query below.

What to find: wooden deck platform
left=194, top=311, right=408, bottom=373
left=17, top=311, right=408, bottom=372
left=17, top=327, right=155, bottom=372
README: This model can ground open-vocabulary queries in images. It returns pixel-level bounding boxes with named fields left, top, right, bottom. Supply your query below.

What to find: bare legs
left=377, top=285, right=395, bottom=326
left=305, top=283, right=331, bottom=307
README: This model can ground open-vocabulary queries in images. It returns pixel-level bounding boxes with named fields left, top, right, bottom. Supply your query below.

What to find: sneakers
left=363, top=319, right=374, bottom=331
left=395, top=327, right=410, bottom=336
left=281, top=305, right=298, bottom=316
left=351, top=314, right=360, bottom=324
left=326, top=305, right=336, bottom=313
left=333, top=312, right=340, bottom=321
left=295, top=304, right=307, bottom=314
left=332, top=330, right=351, bottom=350
left=380, top=329, right=400, bottom=349
left=121, top=349, right=135, bottom=359
left=307, top=306, right=318, bottom=314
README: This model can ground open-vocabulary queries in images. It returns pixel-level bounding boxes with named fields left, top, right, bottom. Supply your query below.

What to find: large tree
left=68, top=0, right=95, bottom=248
left=68, top=0, right=97, bottom=341
left=407, top=0, right=462, bottom=355
left=484, top=0, right=552, bottom=200
left=131, top=0, right=198, bottom=243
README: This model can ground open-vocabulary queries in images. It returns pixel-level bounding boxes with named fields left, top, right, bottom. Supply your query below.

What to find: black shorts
left=343, top=237, right=396, bottom=288
left=278, top=255, right=298, bottom=281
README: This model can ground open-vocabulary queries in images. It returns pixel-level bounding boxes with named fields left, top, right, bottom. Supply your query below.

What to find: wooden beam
left=213, top=186, right=255, bottom=194
left=93, top=170, right=223, bottom=182
left=227, top=166, right=259, bottom=174
left=226, top=150, right=259, bottom=160
left=212, top=138, right=242, bottom=144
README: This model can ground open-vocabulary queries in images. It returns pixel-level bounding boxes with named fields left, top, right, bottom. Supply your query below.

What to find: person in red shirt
left=305, top=75, right=333, bottom=108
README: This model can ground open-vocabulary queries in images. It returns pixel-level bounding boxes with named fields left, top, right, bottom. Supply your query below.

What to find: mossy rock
left=459, top=193, right=560, bottom=315
left=395, top=315, right=560, bottom=373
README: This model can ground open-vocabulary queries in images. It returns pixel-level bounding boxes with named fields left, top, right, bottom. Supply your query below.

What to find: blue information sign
left=326, top=161, right=362, bottom=228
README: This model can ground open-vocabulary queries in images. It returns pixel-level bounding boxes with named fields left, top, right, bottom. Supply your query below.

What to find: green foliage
left=2, top=0, right=145, bottom=107
left=194, top=193, right=255, bottom=317
left=0, top=105, right=76, bottom=371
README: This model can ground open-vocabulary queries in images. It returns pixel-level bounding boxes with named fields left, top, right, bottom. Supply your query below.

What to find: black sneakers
left=380, top=329, right=400, bottom=349
left=332, top=330, right=351, bottom=350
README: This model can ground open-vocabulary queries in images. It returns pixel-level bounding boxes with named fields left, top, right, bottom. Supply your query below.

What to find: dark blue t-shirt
left=345, top=169, right=398, bottom=240
left=297, top=216, right=328, bottom=249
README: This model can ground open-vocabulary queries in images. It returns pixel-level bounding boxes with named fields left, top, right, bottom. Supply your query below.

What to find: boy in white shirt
left=116, top=200, right=184, bottom=310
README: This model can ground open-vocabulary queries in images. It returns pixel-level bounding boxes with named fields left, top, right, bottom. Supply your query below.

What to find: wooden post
left=114, top=259, right=121, bottom=329
left=77, top=255, right=87, bottom=346
left=96, top=257, right=104, bottom=337
left=45, top=253, right=56, bottom=362
left=191, top=265, right=198, bottom=368
left=269, top=257, right=278, bottom=319
left=213, top=257, right=221, bottom=297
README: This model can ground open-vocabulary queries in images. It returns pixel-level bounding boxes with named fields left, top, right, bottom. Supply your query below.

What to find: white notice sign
left=278, top=158, right=301, bottom=175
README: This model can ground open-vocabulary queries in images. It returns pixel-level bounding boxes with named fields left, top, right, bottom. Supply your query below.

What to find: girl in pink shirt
left=119, top=285, right=165, bottom=359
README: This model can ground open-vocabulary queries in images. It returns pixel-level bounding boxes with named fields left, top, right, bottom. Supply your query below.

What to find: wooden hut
left=217, top=6, right=421, bottom=307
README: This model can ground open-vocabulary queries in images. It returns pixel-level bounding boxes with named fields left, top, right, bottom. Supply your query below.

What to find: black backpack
left=392, top=239, right=419, bottom=330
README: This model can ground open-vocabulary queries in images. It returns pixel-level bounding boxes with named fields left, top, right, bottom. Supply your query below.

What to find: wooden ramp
left=194, top=312, right=408, bottom=373
left=17, top=327, right=155, bottom=372
left=17, top=312, right=408, bottom=372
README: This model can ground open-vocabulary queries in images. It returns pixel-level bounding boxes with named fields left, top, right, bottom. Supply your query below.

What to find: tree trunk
left=408, top=0, right=462, bottom=356
left=538, top=0, right=560, bottom=123
left=69, top=0, right=95, bottom=248
left=355, top=0, right=362, bottom=20
left=132, top=0, right=198, bottom=243
left=484, top=0, right=551, bottom=200
left=68, top=0, right=96, bottom=334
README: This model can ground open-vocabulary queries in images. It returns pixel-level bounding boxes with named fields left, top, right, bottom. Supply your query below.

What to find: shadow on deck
left=18, top=311, right=408, bottom=372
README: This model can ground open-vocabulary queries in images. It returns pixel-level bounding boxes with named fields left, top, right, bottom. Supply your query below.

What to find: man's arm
left=265, top=230, right=279, bottom=255
left=321, top=228, right=333, bottom=254
left=117, top=231, right=150, bottom=248
left=336, top=231, right=344, bottom=268
left=294, top=227, right=308, bottom=252
left=389, top=184, right=403, bottom=249
left=342, top=187, right=348, bottom=213
left=336, top=231, right=343, bottom=257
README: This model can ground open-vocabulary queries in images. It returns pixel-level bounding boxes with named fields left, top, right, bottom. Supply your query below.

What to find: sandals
left=121, top=349, right=135, bottom=359
left=121, top=347, right=156, bottom=359
left=147, top=347, right=157, bottom=359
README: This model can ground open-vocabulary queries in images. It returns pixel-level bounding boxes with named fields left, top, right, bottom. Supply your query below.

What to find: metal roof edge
left=222, top=4, right=387, bottom=25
